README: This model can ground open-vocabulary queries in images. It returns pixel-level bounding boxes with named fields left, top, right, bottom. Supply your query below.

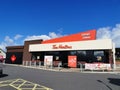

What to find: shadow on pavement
left=0, top=74, right=8, bottom=78
left=97, top=80, right=112, bottom=90
left=108, top=78, right=120, bottom=86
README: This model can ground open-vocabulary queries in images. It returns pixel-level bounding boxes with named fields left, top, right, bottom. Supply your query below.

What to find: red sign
left=42, top=30, right=96, bottom=44
left=11, top=55, right=16, bottom=62
left=81, top=32, right=92, bottom=39
left=68, top=56, right=77, bottom=68
left=52, top=44, right=72, bottom=49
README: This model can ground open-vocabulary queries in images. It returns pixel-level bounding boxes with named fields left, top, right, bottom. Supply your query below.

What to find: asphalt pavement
left=0, top=64, right=120, bottom=90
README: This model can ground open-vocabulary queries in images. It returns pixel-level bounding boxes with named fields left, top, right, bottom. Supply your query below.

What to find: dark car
left=0, top=62, right=3, bottom=75
left=0, top=67, right=3, bottom=75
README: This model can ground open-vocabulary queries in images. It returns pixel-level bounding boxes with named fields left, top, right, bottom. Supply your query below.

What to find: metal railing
left=22, top=60, right=62, bottom=70
left=2, top=60, right=120, bottom=72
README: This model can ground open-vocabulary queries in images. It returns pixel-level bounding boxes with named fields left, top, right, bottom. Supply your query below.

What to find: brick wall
left=23, top=40, right=43, bottom=61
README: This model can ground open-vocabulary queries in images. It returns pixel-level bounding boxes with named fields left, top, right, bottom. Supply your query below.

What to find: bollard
left=50, top=64, right=53, bottom=69
left=58, top=65, right=60, bottom=71
left=58, top=62, right=62, bottom=71
left=34, top=61, right=36, bottom=67
left=79, top=63, right=83, bottom=72
left=3, top=60, right=5, bottom=64
left=26, top=61, right=28, bottom=66
left=39, top=61, right=41, bottom=68
left=102, top=68, right=104, bottom=72
left=22, top=61, right=24, bottom=66
left=29, top=61, right=31, bottom=66
left=45, top=63, right=47, bottom=69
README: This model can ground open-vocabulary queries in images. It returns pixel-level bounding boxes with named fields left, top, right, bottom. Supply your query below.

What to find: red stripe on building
left=42, top=30, right=96, bottom=44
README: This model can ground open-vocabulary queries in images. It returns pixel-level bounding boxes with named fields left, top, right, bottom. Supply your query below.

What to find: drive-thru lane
left=0, top=64, right=120, bottom=90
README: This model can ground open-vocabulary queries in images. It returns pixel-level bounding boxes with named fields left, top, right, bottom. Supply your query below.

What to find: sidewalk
left=3, top=63, right=120, bottom=73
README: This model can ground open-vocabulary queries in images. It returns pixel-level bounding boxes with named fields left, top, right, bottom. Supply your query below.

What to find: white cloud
left=0, top=42, right=7, bottom=51
left=49, top=32, right=63, bottom=38
left=24, top=31, right=64, bottom=41
left=0, top=31, right=64, bottom=51
left=24, top=35, right=51, bottom=41
left=97, top=24, right=120, bottom=47
left=49, top=32, right=58, bottom=38
left=14, top=34, right=23, bottom=40
left=0, top=36, right=14, bottom=51
left=0, top=35, right=21, bottom=51
left=97, top=27, right=111, bottom=39
left=4, top=36, right=14, bottom=45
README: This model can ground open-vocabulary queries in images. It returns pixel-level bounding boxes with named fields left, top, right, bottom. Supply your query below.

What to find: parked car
left=0, top=67, right=3, bottom=75
left=0, top=58, right=5, bottom=63
left=0, top=62, right=3, bottom=75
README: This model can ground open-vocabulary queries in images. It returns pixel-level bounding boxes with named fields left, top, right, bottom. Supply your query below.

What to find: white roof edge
left=29, top=39, right=113, bottom=52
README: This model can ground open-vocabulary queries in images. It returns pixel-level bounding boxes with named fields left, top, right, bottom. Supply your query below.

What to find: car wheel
left=0, top=69, right=3, bottom=75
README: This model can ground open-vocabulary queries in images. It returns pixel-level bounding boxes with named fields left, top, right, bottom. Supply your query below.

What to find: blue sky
left=0, top=0, right=120, bottom=50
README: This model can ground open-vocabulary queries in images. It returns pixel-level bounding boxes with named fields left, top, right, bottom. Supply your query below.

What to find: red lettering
left=52, top=44, right=72, bottom=49
left=53, top=45, right=58, bottom=49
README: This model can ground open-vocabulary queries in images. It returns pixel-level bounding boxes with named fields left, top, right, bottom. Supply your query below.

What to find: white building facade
left=29, top=39, right=116, bottom=69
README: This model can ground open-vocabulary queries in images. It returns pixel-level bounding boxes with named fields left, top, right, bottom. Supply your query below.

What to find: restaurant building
left=5, top=30, right=116, bottom=69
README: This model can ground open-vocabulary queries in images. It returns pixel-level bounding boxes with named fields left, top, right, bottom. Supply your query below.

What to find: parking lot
left=0, top=64, right=120, bottom=90
left=0, top=78, right=52, bottom=90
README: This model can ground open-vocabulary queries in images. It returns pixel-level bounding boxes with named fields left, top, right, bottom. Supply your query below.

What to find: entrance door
left=59, top=51, right=69, bottom=67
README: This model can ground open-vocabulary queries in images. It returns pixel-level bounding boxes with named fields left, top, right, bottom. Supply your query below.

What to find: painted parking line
left=0, top=78, right=53, bottom=90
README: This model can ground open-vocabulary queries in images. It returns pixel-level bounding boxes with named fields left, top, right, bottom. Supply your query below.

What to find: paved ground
left=0, top=78, right=51, bottom=90
left=0, top=64, right=120, bottom=90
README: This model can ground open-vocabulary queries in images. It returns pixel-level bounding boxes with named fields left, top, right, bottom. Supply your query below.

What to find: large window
left=94, top=51, right=104, bottom=62
left=77, top=51, right=86, bottom=56
left=70, top=51, right=76, bottom=55
left=77, top=50, right=87, bottom=62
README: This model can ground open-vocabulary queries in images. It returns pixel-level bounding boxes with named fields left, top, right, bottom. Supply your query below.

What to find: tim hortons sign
left=52, top=44, right=72, bottom=49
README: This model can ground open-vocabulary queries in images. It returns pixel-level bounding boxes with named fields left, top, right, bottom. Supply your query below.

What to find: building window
left=77, top=51, right=86, bottom=56
left=70, top=51, right=76, bottom=55
left=94, top=51, right=104, bottom=62
left=77, top=51, right=87, bottom=62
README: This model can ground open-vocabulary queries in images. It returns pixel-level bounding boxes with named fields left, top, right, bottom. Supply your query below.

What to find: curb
left=3, top=63, right=120, bottom=74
